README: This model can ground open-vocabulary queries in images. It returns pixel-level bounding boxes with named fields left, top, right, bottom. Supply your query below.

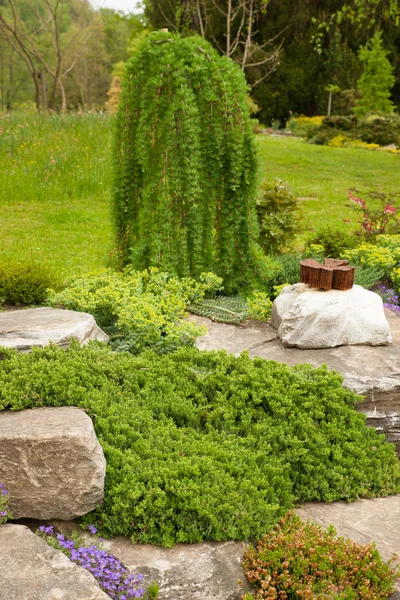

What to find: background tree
left=113, top=31, right=258, bottom=290
left=354, top=31, right=395, bottom=116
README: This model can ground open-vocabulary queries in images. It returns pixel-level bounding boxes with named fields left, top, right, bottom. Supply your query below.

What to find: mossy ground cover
left=0, top=342, right=398, bottom=547
left=0, top=114, right=399, bottom=275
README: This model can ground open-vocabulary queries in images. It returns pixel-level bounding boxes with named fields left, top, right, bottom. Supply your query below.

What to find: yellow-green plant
left=113, top=31, right=258, bottom=291
left=49, top=268, right=219, bottom=354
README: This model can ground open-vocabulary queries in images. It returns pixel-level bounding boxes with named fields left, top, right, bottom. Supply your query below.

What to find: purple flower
left=88, top=524, right=98, bottom=535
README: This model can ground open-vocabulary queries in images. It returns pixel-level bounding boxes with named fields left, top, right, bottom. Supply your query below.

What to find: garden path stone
left=0, top=524, right=109, bottom=600
left=0, top=306, right=108, bottom=352
left=0, top=406, right=106, bottom=520
left=188, top=308, right=400, bottom=455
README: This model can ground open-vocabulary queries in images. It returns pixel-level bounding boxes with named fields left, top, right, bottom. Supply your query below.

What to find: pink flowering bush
left=348, top=190, right=399, bottom=240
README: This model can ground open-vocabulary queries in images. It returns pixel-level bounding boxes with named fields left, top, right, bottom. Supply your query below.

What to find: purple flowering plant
left=0, top=483, right=11, bottom=524
left=373, top=284, right=400, bottom=316
left=37, top=525, right=156, bottom=599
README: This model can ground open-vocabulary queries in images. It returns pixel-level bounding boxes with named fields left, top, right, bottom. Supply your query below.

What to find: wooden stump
left=300, top=258, right=355, bottom=290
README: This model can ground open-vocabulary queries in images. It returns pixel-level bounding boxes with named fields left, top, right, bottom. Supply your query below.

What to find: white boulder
left=271, top=283, right=391, bottom=349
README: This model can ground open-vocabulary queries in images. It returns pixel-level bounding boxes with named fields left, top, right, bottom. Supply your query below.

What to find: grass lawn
left=258, top=134, right=400, bottom=234
left=0, top=113, right=399, bottom=276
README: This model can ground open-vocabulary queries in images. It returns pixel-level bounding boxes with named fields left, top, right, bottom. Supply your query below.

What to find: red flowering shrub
left=348, top=189, right=399, bottom=240
left=242, top=512, right=399, bottom=600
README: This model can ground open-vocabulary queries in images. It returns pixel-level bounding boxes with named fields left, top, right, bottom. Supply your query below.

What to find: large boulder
left=0, top=524, right=109, bottom=600
left=0, top=406, right=105, bottom=520
left=0, top=307, right=108, bottom=352
left=271, top=283, right=391, bottom=348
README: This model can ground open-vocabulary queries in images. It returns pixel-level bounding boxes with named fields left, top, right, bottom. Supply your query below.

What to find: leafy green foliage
left=243, top=512, right=399, bottom=599
left=305, top=226, right=358, bottom=257
left=49, top=268, right=218, bottom=354
left=0, top=343, right=399, bottom=547
left=189, top=293, right=273, bottom=324
left=256, top=180, right=299, bottom=254
left=354, top=32, right=396, bottom=117
left=357, top=115, right=400, bottom=146
left=188, top=296, right=249, bottom=324
left=0, top=260, right=61, bottom=305
left=354, top=265, right=384, bottom=288
left=113, top=31, right=258, bottom=291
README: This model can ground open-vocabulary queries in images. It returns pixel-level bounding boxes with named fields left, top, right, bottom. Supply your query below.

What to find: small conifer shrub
left=113, top=31, right=258, bottom=291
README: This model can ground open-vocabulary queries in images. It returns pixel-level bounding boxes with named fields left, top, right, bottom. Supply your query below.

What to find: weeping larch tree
left=113, top=30, right=258, bottom=291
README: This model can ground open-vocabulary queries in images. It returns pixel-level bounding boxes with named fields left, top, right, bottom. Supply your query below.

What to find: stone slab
left=0, top=307, right=109, bottom=352
left=190, top=309, right=400, bottom=455
left=48, top=520, right=251, bottom=600
left=0, top=524, right=109, bottom=600
left=0, top=406, right=106, bottom=519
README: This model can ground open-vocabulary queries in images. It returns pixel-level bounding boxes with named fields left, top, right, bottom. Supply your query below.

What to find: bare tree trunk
left=40, top=70, right=47, bottom=112
left=226, top=0, right=231, bottom=55
left=59, top=78, right=66, bottom=113
left=327, top=90, right=332, bottom=116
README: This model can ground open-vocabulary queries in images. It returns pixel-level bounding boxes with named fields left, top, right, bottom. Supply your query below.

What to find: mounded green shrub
left=113, top=31, right=258, bottom=291
left=0, top=260, right=60, bottom=305
left=0, top=343, right=399, bottom=547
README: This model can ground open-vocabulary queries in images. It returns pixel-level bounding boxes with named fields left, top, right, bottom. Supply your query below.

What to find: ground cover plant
left=114, top=31, right=258, bottom=290
left=242, top=512, right=399, bottom=599
left=0, top=342, right=399, bottom=547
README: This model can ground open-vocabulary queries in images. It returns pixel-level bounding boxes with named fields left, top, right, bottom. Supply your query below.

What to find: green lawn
left=258, top=134, right=400, bottom=233
left=0, top=113, right=399, bottom=276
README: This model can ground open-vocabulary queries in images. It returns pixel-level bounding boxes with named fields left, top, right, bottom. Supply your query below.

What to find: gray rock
left=271, top=283, right=391, bottom=348
left=0, top=307, right=108, bottom=352
left=0, top=406, right=105, bottom=520
left=0, top=524, right=109, bottom=600
left=191, top=309, right=400, bottom=455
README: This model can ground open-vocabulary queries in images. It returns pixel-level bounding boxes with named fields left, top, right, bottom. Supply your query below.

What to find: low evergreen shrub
left=242, top=512, right=399, bottom=599
left=0, top=343, right=398, bottom=547
left=0, top=261, right=60, bottom=305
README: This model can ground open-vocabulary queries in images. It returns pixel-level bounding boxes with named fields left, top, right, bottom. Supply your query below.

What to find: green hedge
left=0, top=343, right=399, bottom=546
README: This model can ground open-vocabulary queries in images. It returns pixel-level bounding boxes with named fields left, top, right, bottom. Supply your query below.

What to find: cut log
left=324, top=258, right=349, bottom=268
left=332, top=265, right=356, bottom=290
left=300, top=259, right=355, bottom=291
left=300, top=259, right=321, bottom=285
